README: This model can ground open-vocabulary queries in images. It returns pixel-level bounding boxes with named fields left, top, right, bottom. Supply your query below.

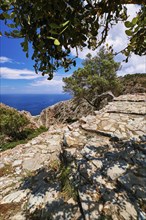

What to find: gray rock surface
left=0, top=94, right=146, bottom=220
left=37, top=98, right=97, bottom=128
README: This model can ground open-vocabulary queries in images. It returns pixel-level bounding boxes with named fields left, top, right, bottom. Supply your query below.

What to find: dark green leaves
left=8, top=23, right=16, bottom=28
left=132, top=17, right=138, bottom=25
left=125, top=17, right=138, bottom=28
left=125, top=30, right=132, bottom=36
left=0, top=0, right=145, bottom=79
left=125, top=21, right=132, bottom=28
left=21, top=38, right=28, bottom=52
left=124, top=5, right=146, bottom=57
left=2, top=12, right=10, bottom=19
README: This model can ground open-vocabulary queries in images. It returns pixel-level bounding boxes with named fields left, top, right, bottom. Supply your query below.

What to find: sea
left=0, top=94, right=72, bottom=116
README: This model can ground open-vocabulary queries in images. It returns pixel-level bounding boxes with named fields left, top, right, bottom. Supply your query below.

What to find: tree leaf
left=3, top=12, right=10, bottom=19
left=10, top=12, right=15, bottom=19
left=59, top=25, right=69, bottom=35
left=125, top=30, right=132, bottom=36
left=60, top=20, right=70, bottom=27
left=125, top=21, right=132, bottom=28
left=54, top=39, right=60, bottom=46
left=132, top=17, right=138, bottom=25
left=49, top=23, right=60, bottom=29
left=8, top=24, right=16, bottom=28
left=22, top=39, right=28, bottom=52
left=28, top=15, right=30, bottom=25
left=47, top=36, right=55, bottom=40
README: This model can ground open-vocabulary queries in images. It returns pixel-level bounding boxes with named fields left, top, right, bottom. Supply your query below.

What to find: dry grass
left=0, top=164, right=14, bottom=177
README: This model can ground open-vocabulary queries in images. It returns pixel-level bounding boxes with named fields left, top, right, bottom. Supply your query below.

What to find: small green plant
left=49, top=159, right=60, bottom=172
left=59, top=165, right=78, bottom=201
left=0, top=164, right=14, bottom=177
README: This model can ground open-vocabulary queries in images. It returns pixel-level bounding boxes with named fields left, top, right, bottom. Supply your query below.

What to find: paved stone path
left=0, top=94, right=146, bottom=220
left=80, top=93, right=146, bottom=140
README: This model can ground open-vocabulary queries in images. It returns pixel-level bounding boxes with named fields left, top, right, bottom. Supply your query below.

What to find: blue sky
left=0, top=4, right=145, bottom=94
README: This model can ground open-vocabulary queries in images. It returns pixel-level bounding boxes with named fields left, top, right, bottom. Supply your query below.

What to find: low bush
left=0, top=126, right=47, bottom=151
left=0, top=106, right=29, bottom=140
left=0, top=105, right=47, bottom=151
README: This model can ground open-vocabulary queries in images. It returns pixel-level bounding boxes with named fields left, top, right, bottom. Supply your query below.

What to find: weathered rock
left=103, top=200, right=137, bottom=220
left=78, top=188, right=100, bottom=220
left=1, top=190, right=28, bottom=204
left=12, top=160, right=22, bottom=167
left=0, top=93, right=146, bottom=220
left=106, top=163, right=129, bottom=180
left=22, top=154, right=44, bottom=171
left=118, top=172, right=146, bottom=201
left=37, top=98, right=96, bottom=128
left=11, top=212, right=26, bottom=220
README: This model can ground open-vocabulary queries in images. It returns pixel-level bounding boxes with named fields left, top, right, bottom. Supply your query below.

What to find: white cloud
left=0, top=56, right=13, bottom=63
left=71, top=47, right=97, bottom=60
left=126, top=4, right=140, bottom=19
left=28, top=72, right=73, bottom=93
left=0, top=67, right=41, bottom=79
left=31, top=78, right=64, bottom=87
left=0, top=56, right=24, bottom=65
left=30, top=74, right=65, bottom=93
left=118, top=55, right=146, bottom=75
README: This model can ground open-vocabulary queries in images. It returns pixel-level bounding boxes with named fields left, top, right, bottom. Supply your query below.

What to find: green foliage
left=63, top=46, right=122, bottom=107
left=59, top=165, right=78, bottom=201
left=124, top=5, right=146, bottom=60
left=0, top=0, right=145, bottom=77
left=0, top=106, right=29, bottom=140
left=0, top=126, right=47, bottom=151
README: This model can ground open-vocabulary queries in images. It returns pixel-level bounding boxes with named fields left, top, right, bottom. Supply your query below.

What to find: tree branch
left=119, top=0, right=145, bottom=4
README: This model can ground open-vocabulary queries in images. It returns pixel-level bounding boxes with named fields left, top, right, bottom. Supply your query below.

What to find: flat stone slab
left=22, top=154, right=44, bottom=171
left=82, top=114, right=145, bottom=140
left=104, top=101, right=146, bottom=115
left=113, top=93, right=146, bottom=102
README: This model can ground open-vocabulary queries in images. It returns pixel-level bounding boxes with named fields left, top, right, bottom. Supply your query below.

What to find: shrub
left=0, top=106, right=29, bottom=140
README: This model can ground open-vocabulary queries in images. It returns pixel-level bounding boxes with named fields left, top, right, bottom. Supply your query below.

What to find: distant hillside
left=120, top=73, right=146, bottom=94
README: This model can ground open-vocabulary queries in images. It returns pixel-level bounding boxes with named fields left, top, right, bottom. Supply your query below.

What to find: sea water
left=0, top=94, right=71, bottom=116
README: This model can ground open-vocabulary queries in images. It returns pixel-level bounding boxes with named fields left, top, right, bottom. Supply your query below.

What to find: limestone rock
left=0, top=93, right=146, bottom=220
left=1, top=190, right=27, bottom=204
left=107, top=163, right=129, bottom=180
left=12, top=160, right=22, bottom=167
left=37, top=98, right=96, bottom=128
left=22, top=154, right=44, bottom=171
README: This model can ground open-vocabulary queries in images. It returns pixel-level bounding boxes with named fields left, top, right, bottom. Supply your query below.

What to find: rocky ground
left=0, top=93, right=146, bottom=220
left=37, top=98, right=96, bottom=128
